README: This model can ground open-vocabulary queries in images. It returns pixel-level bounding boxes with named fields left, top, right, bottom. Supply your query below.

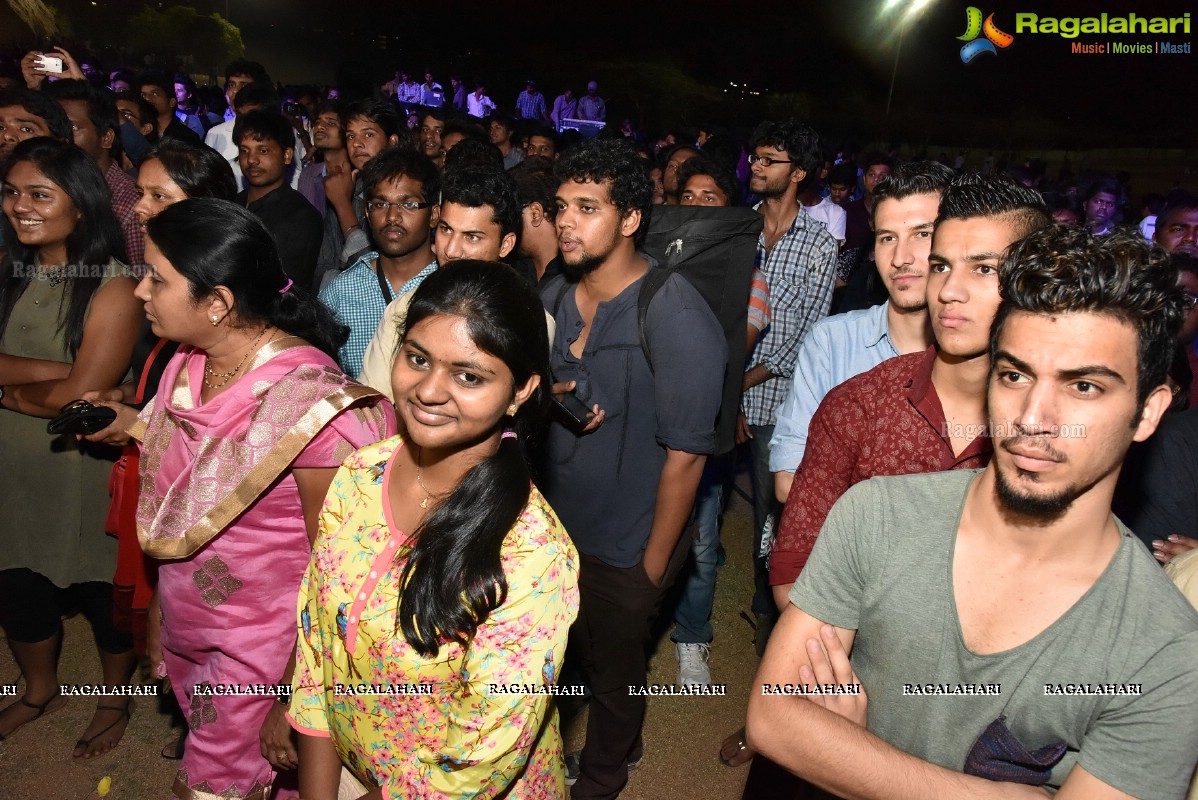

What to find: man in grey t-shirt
left=747, top=226, right=1198, bottom=799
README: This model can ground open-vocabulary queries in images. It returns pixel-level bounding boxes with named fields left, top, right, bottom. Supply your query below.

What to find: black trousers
left=568, top=530, right=692, bottom=800
left=0, top=567, right=131, bottom=654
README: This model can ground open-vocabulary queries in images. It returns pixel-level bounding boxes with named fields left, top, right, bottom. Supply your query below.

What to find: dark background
left=2, top=0, right=1194, bottom=149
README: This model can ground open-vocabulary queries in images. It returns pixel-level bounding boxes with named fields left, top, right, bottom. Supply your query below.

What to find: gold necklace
left=413, top=445, right=443, bottom=510
left=203, top=327, right=270, bottom=390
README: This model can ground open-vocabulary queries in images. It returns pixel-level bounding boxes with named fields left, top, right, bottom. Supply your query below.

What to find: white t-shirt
left=801, top=197, right=847, bottom=244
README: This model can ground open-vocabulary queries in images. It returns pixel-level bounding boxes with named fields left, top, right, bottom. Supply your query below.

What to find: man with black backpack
left=539, top=138, right=726, bottom=800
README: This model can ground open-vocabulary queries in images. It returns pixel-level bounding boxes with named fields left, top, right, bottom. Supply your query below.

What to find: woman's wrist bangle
left=343, top=223, right=361, bottom=236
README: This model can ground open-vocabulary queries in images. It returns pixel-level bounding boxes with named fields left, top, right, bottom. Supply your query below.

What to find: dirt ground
left=0, top=471, right=764, bottom=800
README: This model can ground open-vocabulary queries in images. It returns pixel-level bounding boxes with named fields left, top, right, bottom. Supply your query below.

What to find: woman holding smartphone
left=290, top=261, right=579, bottom=799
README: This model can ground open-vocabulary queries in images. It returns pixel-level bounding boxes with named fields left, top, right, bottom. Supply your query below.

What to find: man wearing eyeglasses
left=740, top=119, right=839, bottom=654
left=319, top=148, right=440, bottom=377
left=357, top=163, right=527, bottom=399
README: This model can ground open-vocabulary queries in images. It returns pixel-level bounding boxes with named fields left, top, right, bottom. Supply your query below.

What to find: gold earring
left=507, top=403, right=518, bottom=416
left=211, top=315, right=219, bottom=326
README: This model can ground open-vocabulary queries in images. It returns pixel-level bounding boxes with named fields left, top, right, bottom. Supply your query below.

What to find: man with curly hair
left=749, top=226, right=1198, bottom=800
left=539, top=138, right=725, bottom=800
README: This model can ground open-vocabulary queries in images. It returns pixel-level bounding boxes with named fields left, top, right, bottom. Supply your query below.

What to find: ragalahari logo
left=958, top=7, right=1015, bottom=62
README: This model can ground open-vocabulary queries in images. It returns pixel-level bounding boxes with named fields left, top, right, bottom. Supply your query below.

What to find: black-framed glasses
left=748, top=155, right=793, bottom=167
left=365, top=199, right=432, bottom=214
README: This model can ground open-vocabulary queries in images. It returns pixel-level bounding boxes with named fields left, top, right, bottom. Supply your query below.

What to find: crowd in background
left=1, top=43, right=1197, bottom=800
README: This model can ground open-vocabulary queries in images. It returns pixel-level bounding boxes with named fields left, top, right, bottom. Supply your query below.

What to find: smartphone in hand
left=551, top=391, right=593, bottom=433
left=37, top=55, right=64, bottom=74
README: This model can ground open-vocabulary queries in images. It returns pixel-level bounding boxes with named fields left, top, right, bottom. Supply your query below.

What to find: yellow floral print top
left=289, top=435, right=580, bottom=799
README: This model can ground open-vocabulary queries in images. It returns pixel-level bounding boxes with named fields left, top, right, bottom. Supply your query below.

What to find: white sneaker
left=676, top=642, right=711, bottom=687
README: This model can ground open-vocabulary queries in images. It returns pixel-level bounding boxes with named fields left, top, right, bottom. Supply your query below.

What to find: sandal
left=719, top=726, right=754, bottom=768
left=161, top=731, right=187, bottom=760
left=72, top=702, right=131, bottom=759
left=0, top=691, right=65, bottom=742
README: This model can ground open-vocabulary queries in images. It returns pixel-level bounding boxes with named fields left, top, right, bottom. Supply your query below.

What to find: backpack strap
left=636, top=265, right=673, bottom=375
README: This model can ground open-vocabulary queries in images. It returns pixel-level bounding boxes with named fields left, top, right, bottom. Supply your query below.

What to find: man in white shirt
left=467, top=85, right=496, bottom=118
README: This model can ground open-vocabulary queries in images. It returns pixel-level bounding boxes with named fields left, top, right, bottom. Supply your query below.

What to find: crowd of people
left=1, top=44, right=1197, bottom=800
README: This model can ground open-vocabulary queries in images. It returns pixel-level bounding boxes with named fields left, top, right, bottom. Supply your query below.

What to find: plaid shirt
left=105, top=161, right=144, bottom=270
left=319, top=253, right=437, bottom=377
left=395, top=81, right=422, bottom=104
left=515, top=90, right=546, bottom=120
left=742, top=205, right=838, bottom=426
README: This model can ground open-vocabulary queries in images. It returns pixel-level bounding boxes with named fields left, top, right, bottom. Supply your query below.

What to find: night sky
left=229, top=0, right=1194, bottom=145
left=5, top=0, right=1195, bottom=147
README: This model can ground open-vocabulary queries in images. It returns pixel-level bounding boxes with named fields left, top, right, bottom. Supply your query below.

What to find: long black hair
left=144, top=198, right=348, bottom=358
left=0, top=137, right=125, bottom=357
left=396, top=260, right=550, bottom=657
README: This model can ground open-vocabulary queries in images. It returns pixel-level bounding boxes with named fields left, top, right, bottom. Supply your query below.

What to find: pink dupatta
left=135, top=336, right=394, bottom=559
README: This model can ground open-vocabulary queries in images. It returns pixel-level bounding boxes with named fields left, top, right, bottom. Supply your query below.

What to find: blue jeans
left=672, top=456, right=731, bottom=644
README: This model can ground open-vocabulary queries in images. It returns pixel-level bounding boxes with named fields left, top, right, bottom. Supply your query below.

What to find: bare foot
left=0, top=692, right=67, bottom=740
left=719, top=726, right=754, bottom=767
left=72, top=702, right=131, bottom=759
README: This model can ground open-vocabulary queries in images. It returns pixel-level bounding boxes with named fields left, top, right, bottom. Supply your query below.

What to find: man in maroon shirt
left=768, top=175, right=1051, bottom=601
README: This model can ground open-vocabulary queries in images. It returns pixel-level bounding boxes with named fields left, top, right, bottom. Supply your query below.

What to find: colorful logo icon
left=958, top=7, right=1015, bottom=62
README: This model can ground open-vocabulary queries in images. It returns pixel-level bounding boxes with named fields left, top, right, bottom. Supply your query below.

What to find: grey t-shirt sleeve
left=1075, top=629, right=1198, bottom=799
left=788, top=477, right=883, bottom=630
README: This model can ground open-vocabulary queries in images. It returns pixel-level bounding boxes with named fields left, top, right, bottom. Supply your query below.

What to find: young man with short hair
left=234, top=109, right=323, bottom=289
left=741, top=119, right=839, bottom=646
left=0, top=87, right=71, bottom=158
left=540, top=138, right=725, bottom=800
left=43, top=79, right=144, bottom=267
left=417, top=107, right=447, bottom=161
left=510, top=157, right=563, bottom=285
left=320, top=148, right=439, bottom=377
left=1155, top=194, right=1198, bottom=258
left=419, top=70, right=443, bottom=108
left=749, top=225, right=1198, bottom=800
left=525, top=125, right=557, bottom=160
left=488, top=113, right=524, bottom=171
left=467, top=84, right=496, bottom=119
left=219, top=59, right=269, bottom=122
left=205, top=82, right=309, bottom=193
left=516, top=80, right=548, bottom=121
left=297, top=99, right=347, bottom=217
left=770, top=161, right=953, bottom=502
left=317, top=99, right=405, bottom=285
left=139, top=70, right=201, bottom=145
left=769, top=174, right=1049, bottom=595
left=356, top=163, right=522, bottom=397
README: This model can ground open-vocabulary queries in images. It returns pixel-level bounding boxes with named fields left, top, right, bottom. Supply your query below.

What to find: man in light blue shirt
left=319, top=149, right=440, bottom=377
left=769, top=162, right=954, bottom=502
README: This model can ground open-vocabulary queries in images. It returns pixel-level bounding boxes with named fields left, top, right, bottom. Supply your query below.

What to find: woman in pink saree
left=96, top=199, right=394, bottom=799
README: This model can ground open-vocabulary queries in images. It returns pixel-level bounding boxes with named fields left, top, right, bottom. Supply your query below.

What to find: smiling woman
left=0, top=136, right=142, bottom=759
left=291, top=261, right=579, bottom=798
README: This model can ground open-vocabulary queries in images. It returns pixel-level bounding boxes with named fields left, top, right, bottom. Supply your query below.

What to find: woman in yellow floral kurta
left=288, top=261, right=579, bottom=800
